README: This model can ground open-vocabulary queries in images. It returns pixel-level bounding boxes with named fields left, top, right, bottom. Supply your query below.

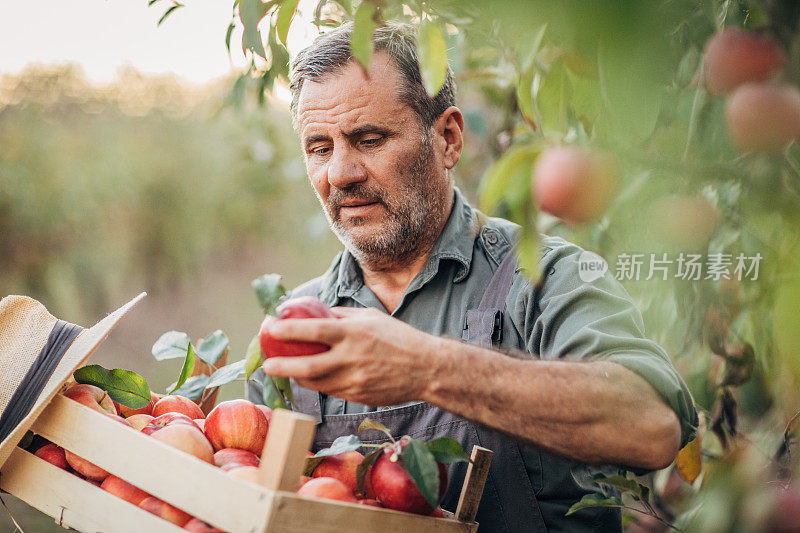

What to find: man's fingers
left=261, top=353, right=339, bottom=379
left=267, top=317, right=346, bottom=344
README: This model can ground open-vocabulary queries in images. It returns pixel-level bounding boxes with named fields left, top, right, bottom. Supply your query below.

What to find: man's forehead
left=296, top=53, right=413, bottom=135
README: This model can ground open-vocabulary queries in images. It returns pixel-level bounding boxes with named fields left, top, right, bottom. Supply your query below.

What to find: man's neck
left=359, top=188, right=455, bottom=314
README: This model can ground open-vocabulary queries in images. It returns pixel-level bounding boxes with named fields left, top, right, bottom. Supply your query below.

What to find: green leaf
left=206, top=359, right=246, bottom=388
left=152, top=331, right=191, bottom=361
left=478, top=143, right=540, bottom=215
left=196, top=330, right=229, bottom=366
left=566, top=493, right=623, bottom=516
left=591, top=474, right=650, bottom=502
left=239, top=0, right=268, bottom=59
left=535, top=57, right=570, bottom=132
left=400, top=438, right=441, bottom=509
left=73, top=365, right=151, bottom=409
left=225, top=21, right=236, bottom=56
left=350, top=1, right=378, bottom=72
left=426, top=437, right=469, bottom=464
left=418, top=20, right=448, bottom=97
left=276, top=0, right=299, bottom=46
left=315, top=434, right=363, bottom=457
left=245, top=335, right=265, bottom=379
left=268, top=26, right=291, bottom=81
left=252, top=273, right=286, bottom=314
left=356, top=447, right=383, bottom=496
left=169, top=343, right=196, bottom=394
left=261, top=375, right=293, bottom=410
left=358, top=417, right=394, bottom=441
left=168, top=375, right=210, bottom=401
left=157, top=4, right=183, bottom=26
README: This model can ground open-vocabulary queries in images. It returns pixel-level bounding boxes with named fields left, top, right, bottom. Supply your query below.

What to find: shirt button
left=485, top=231, right=498, bottom=245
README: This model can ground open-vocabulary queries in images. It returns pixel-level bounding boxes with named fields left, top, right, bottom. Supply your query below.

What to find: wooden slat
left=31, top=395, right=275, bottom=533
left=455, top=446, right=493, bottom=523
left=257, top=409, right=316, bottom=492
left=0, top=447, right=184, bottom=533
left=264, top=492, right=478, bottom=533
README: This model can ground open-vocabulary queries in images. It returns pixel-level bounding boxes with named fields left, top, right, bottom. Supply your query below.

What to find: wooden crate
left=0, top=394, right=490, bottom=532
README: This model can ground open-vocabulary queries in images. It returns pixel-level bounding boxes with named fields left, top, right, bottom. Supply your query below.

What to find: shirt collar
left=320, top=187, right=478, bottom=304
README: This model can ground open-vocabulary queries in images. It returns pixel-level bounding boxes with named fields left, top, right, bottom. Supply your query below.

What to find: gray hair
left=288, top=21, right=456, bottom=130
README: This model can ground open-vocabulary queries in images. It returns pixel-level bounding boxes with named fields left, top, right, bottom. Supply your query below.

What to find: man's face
left=296, top=53, right=451, bottom=268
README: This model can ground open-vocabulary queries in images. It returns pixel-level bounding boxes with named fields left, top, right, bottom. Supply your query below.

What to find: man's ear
left=434, top=106, right=464, bottom=169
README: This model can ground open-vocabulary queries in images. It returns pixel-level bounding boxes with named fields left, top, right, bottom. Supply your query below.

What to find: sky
left=0, top=0, right=321, bottom=85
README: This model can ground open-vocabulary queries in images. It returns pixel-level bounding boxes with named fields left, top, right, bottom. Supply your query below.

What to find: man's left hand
left=260, top=307, right=440, bottom=406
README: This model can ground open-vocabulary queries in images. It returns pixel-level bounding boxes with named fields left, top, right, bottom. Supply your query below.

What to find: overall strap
left=462, top=248, right=517, bottom=348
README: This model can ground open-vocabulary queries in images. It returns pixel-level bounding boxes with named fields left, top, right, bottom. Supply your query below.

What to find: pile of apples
left=34, top=383, right=270, bottom=531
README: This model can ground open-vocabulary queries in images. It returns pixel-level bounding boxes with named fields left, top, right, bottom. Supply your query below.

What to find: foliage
left=198, top=0, right=800, bottom=529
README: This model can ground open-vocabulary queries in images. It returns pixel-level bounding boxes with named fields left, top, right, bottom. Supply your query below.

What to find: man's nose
left=326, top=145, right=368, bottom=189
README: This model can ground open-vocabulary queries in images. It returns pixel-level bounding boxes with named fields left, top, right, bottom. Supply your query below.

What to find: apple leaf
left=151, top=331, right=191, bottom=361
left=252, top=273, right=286, bottom=315
left=426, top=437, right=470, bottom=464
left=73, top=365, right=151, bottom=409
left=276, top=0, right=299, bottom=46
left=169, top=343, right=196, bottom=394
left=418, top=19, right=448, bottom=96
left=358, top=417, right=395, bottom=442
left=400, top=438, right=441, bottom=509
left=206, top=359, right=246, bottom=388
left=168, top=375, right=210, bottom=401
left=565, top=493, right=623, bottom=516
left=591, top=473, right=649, bottom=502
left=261, top=375, right=293, bottom=410
left=195, top=329, right=229, bottom=366
left=350, top=1, right=378, bottom=72
left=478, top=143, right=539, bottom=216
left=356, top=447, right=384, bottom=496
left=239, top=0, right=268, bottom=59
left=676, top=434, right=703, bottom=484
left=245, top=335, right=264, bottom=379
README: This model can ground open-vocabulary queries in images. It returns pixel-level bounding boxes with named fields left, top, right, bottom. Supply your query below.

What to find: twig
left=0, top=493, right=24, bottom=533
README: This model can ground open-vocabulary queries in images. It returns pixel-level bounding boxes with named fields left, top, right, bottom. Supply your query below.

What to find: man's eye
left=312, top=147, right=330, bottom=155
left=361, top=137, right=382, bottom=146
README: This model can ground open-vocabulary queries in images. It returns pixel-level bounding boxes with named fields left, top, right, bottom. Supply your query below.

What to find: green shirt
left=288, top=188, right=698, bottom=531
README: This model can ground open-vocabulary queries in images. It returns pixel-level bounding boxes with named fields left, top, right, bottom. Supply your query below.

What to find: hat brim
left=0, top=292, right=146, bottom=468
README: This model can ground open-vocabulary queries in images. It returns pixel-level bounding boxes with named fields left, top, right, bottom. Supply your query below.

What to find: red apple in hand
left=152, top=395, right=205, bottom=420
left=297, top=477, right=358, bottom=503
left=204, top=400, right=268, bottom=454
left=259, top=297, right=334, bottom=358
left=369, top=437, right=448, bottom=515
left=34, top=443, right=69, bottom=470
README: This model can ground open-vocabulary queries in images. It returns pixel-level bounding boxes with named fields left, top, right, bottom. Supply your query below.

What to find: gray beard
left=318, top=134, right=450, bottom=271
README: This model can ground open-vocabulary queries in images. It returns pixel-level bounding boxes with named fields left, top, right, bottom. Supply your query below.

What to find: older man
left=248, top=22, right=697, bottom=532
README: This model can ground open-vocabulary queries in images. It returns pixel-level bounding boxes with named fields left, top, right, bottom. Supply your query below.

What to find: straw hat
left=0, top=292, right=145, bottom=468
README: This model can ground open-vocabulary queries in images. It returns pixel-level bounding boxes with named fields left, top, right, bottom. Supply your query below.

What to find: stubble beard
left=319, top=133, right=451, bottom=271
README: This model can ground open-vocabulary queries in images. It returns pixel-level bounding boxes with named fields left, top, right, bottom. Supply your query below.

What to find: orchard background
left=2, top=0, right=800, bottom=531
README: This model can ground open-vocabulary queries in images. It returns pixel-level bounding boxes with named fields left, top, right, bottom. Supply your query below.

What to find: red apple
left=532, top=146, right=617, bottom=224
left=150, top=424, right=214, bottom=463
left=370, top=437, right=447, bottom=515
left=34, top=443, right=68, bottom=470
left=225, top=465, right=261, bottom=484
left=142, top=412, right=201, bottom=436
left=298, top=475, right=312, bottom=489
left=183, top=518, right=225, bottom=532
left=63, top=383, right=117, bottom=415
left=255, top=405, right=273, bottom=427
left=193, top=419, right=205, bottom=432
left=152, top=395, right=205, bottom=420
left=726, top=82, right=800, bottom=152
left=297, top=477, right=358, bottom=503
left=311, top=451, right=364, bottom=495
left=214, top=448, right=260, bottom=468
left=127, top=414, right=155, bottom=431
left=204, top=400, right=268, bottom=454
left=430, top=506, right=444, bottom=518
left=703, top=27, right=784, bottom=95
left=139, top=497, right=192, bottom=527
left=259, top=297, right=334, bottom=358
left=101, top=475, right=151, bottom=506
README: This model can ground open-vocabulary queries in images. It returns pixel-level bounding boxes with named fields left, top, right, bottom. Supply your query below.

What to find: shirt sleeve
left=506, top=236, right=699, bottom=449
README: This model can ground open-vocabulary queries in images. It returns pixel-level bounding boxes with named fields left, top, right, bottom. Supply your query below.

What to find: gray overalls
left=289, top=250, right=548, bottom=532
